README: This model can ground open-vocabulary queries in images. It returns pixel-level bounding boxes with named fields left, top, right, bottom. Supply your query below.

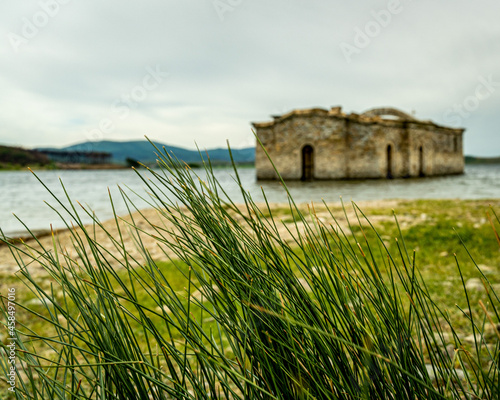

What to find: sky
left=0, top=0, right=499, bottom=155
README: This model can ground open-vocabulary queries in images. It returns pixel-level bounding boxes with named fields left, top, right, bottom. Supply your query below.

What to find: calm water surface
left=0, top=165, right=499, bottom=237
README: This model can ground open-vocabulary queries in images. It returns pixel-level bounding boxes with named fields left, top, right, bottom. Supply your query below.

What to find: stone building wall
left=252, top=107, right=464, bottom=180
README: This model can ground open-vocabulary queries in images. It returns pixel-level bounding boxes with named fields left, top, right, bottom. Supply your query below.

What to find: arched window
left=387, top=145, right=393, bottom=179
left=419, top=146, right=424, bottom=177
left=302, top=145, right=314, bottom=181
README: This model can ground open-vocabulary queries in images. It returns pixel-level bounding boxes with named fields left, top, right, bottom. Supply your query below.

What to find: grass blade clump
left=0, top=143, right=498, bottom=399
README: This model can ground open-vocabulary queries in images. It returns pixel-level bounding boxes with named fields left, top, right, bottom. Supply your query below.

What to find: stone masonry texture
left=252, top=106, right=465, bottom=180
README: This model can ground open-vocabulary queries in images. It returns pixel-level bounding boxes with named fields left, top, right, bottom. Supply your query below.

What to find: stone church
left=252, top=106, right=465, bottom=180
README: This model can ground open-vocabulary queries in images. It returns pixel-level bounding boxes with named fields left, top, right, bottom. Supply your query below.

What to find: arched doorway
left=302, top=145, right=314, bottom=181
left=419, top=146, right=424, bottom=177
left=386, top=145, right=393, bottom=179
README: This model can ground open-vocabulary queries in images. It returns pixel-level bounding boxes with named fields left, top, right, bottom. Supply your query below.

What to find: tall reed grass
left=1, top=144, right=499, bottom=399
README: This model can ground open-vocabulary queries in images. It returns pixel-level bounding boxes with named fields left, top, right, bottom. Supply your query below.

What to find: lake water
left=0, top=165, right=499, bottom=237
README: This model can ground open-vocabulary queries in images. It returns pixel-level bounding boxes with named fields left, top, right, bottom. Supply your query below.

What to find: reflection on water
left=0, top=164, right=499, bottom=236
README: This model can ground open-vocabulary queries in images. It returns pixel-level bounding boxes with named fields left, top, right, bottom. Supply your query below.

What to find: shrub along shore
left=0, top=150, right=499, bottom=399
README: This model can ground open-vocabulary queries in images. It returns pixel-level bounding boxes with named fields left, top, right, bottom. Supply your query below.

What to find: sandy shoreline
left=0, top=199, right=405, bottom=276
left=1, top=198, right=497, bottom=278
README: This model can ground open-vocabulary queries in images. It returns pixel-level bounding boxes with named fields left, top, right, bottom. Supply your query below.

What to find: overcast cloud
left=1, top=0, right=499, bottom=155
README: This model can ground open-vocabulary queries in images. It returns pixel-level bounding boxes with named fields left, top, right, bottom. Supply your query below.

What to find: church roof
left=252, top=106, right=464, bottom=133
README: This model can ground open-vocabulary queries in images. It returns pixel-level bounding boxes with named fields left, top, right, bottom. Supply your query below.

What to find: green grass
left=0, top=162, right=57, bottom=171
left=0, top=143, right=499, bottom=399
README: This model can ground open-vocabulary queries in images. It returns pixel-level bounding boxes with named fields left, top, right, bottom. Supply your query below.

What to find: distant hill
left=38, top=140, right=255, bottom=165
left=465, top=156, right=500, bottom=165
left=0, top=145, right=51, bottom=169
